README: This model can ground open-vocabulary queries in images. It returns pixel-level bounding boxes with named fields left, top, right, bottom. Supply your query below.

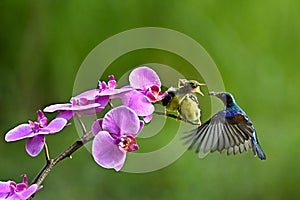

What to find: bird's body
left=185, top=92, right=266, bottom=160
left=162, top=79, right=205, bottom=125
left=179, top=93, right=201, bottom=125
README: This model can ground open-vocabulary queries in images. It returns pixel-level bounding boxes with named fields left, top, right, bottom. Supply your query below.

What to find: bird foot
left=164, top=110, right=168, bottom=118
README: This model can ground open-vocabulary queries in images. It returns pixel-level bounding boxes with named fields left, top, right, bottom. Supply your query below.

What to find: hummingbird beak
left=209, top=91, right=222, bottom=99
left=209, top=91, right=216, bottom=96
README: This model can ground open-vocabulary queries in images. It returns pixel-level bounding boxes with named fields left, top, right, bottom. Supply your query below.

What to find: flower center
left=29, top=121, right=43, bottom=133
left=118, top=135, right=139, bottom=152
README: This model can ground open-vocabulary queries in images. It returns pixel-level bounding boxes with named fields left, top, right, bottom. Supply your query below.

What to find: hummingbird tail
left=253, top=142, right=266, bottom=160
left=251, top=132, right=266, bottom=160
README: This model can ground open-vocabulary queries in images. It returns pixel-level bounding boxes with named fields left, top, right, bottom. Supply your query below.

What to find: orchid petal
left=92, top=131, right=126, bottom=171
left=92, top=119, right=103, bottom=136
left=5, top=124, right=34, bottom=142
left=15, top=183, right=27, bottom=192
left=129, top=66, right=161, bottom=89
left=137, top=121, right=145, bottom=136
left=37, top=110, right=48, bottom=127
left=145, top=90, right=157, bottom=102
left=43, top=118, right=67, bottom=134
left=56, top=111, right=74, bottom=120
left=44, top=104, right=73, bottom=112
left=66, top=103, right=102, bottom=111
left=121, top=90, right=155, bottom=116
left=102, top=106, right=140, bottom=136
left=12, top=184, right=39, bottom=200
left=114, top=163, right=125, bottom=171
left=74, top=106, right=105, bottom=116
left=0, top=181, right=11, bottom=198
left=143, top=114, right=153, bottom=123
left=108, top=75, right=117, bottom=88
left=44, top=102, right=103, bottom=116
left=98, top=87, right=133, bottom=96
left=21, top=175, right=28, bottom=186
left=94, top=96, right=109, bottom=107
left=26, top=135, right=45, bottom=157
left=75, top=89, right=99, bottom=100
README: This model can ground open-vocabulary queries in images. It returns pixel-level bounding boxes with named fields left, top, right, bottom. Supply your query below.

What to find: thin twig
left=29, top=110, right=197, bottom=199
left=29, top=115, right=93, bottom=199
left=108, top=100, right=114, bottom=108
left=43, top=142, right=50, bottom=163
left=30, top=133, right=92, bottom=187
left=74, top=114, right=87, bottom=135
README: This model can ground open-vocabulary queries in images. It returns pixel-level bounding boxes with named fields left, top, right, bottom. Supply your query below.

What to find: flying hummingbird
left=185, top=92, right=266, bottom=160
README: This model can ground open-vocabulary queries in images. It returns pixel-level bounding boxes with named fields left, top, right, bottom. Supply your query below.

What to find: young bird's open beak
left=192, top=83, right=206, bottom=96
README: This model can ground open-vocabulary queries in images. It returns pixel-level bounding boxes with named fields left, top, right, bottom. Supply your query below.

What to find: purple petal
left=37, top=110, right=45, bottom=121
left=114, top=163, right=124, bottom=171
left=26, top=135, right=45, bottom=157
left=5, top=124, right=34, bottom=142
left=74, top=105, right=105, bottom=116
left=102, top=106, right=140, bottom=136
left=145, top=90, right=157, bottom=101
left=92, top=131, right=126, bottom=171
left=98, top=87, right=133, bottom=96
left=92, top=119, right=103, bottom=136
left=71, top=103, right=101, bottom=111
left=15, top=183, right=27, bottom=192
left=121, top=90, right=155, bottom=116
left=143, top=114, right=153, bottom=123
left=56, top=111, right=74, bottom=120
left=44, top=103, right=104, bottom=117
left=0, top=181, right=11, bottom=198
left=108, top=75, right=117, bottom=88
left=129, top=66, right=161, bottom=89
left=22, top=174, right=28, bottom=186
left=98, top=81, right=107, bottom=90
left=44, top=103, right=73, bottom=112
left=42, top=118, right=67, bottom=134
left=13, top=184, right=39, bottom=200
left=136, top=121, right=145, bottom=136
left=94, top=96, right=109, bottom=107
left=37, top=110, right=48, bottom=127
left=75, top=89, right=99, bottom=100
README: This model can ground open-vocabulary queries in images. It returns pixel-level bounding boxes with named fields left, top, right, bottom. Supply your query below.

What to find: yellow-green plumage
left=162, top=79, right=205, bottom=125
left=179, top=93, right=201, bottom=124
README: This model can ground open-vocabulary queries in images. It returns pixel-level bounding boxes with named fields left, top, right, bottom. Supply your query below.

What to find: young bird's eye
left=190, top=82, right=197, bottom=88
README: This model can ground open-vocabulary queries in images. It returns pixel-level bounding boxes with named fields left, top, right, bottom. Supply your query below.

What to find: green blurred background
left=1, top=0, right=299, bottom=199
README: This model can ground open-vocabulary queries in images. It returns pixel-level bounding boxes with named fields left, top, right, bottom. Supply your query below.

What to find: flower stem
left=108, top=100, right=114, bottom=108
left=43, top=142, right=50, bottom=163
left=30, top=132, right=93, bottom=199
left=30, top=114, right=94, bottom=199
left=75, top=114, right=87, bottom=135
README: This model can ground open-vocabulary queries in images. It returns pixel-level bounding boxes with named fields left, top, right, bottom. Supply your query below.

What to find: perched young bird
left=179, top=93, right=201, bottom=125
left=185, top=92, right=266, bottom=160
left=162, top=79, right=205, bottom=125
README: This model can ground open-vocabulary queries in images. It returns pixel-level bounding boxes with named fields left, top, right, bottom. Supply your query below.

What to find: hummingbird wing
left=184, top=110, right=254, bottom=156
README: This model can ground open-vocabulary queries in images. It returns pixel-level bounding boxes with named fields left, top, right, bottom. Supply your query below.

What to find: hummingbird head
left=178, top=79, right=206, bottom=96
left=209, top=91, right=235, bottom=107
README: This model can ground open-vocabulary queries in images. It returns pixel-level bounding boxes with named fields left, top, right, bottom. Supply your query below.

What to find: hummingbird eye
left=225, top=94, right=233, bottom=104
